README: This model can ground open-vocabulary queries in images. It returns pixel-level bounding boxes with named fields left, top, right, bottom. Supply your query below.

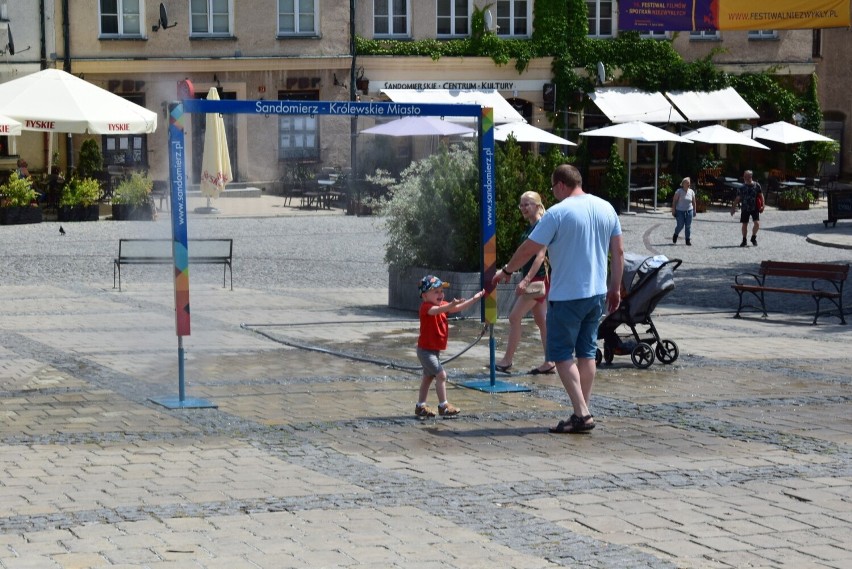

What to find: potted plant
left=112, top=171, right=156, bottom=220
left=603, top=143, right=627, bottom=213
left=694, top=187, right=710, bottom=213
left=58, top=176, right=101, bottom=221
left=777, top=187, right=810, bottom=210
left=77, top=138, right=103, bottom=179
left=657, top=173, right=673, bottom=204
left=0, top=172, right=42, bottom=225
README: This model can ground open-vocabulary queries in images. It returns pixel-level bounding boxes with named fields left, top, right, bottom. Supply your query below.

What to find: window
left=374, top=0, right=409, bottom=38
left=99, top=0, right=143, bottom=37
left=640, top=30, right=669, bottom=40
left=102, top=95, right=149, bottom=168
left=278, top=91, right=319, bottom=160
left=748, top=30, right=778, bottom=40
left=496, top=0, right=529, bottom=37
left=812, top=29, right=822, bottom=58
left=278, top=0, right=317, bottom=36
left=586, top=1, right=615, bottom=38
left=690, top=30, right=720, bottom=40
left=190, top=0, right=232, bottom=36
left=437, top=0, right=469, bottom=37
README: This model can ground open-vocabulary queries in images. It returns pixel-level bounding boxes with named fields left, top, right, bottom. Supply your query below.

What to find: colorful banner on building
left=619, top=0, right=850, bottom=32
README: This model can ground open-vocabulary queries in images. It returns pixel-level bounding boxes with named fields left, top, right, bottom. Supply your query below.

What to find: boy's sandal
left=549, top=414, right=595, bottom=434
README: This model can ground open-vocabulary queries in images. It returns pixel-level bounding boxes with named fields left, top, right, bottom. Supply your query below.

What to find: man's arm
left=606, top=234, right=624, bottom=314
left=491, top=239, right=546, bottom=287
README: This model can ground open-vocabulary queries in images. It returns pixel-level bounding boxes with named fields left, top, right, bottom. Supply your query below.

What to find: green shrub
left=604, top=143, right=627, bottom=201
left=0, top=172, right=38, bottom=207
left=77, top=139, right=103, bottom=179
left=374, top=143, right=480, bottom=272
left=60, top=177, right=102, bottom=207
left=113, top=171, right=153, bottom=206
left=373, top=139, right=572, bottom=272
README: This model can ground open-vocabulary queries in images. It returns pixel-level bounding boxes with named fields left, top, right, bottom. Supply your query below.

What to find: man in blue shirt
left=494, top=164, right=624, bottom=434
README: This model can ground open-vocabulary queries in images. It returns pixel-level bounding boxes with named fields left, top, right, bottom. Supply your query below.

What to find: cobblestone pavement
left=0, top=196, right=850, bottom=568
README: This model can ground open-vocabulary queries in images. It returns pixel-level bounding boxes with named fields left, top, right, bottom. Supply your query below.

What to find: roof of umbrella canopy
left=0, top=69, right=157, bottom=134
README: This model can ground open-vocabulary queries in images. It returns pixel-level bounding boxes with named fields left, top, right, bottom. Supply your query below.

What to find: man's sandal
left=549, top=414, right=595, bottom=434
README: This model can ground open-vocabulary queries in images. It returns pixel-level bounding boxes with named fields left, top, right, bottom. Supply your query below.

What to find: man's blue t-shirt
left=528, top=193, right=621, bottom=301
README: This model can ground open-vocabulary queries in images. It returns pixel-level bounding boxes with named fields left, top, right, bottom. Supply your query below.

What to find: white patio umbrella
left=493, top=121, right=576, bottom=146
left=0, top=114, right=22, bottom=136
left=360, top=115, right=474, bottom=137
left=742, top=121, right=834, bottom=144
left=0, top=68, right=157, bottom=170
left=682, top=124, right=769, bottom=150
left=580, top=121, right=693, bottom=212
left=197, top=87, right=232, bottom=213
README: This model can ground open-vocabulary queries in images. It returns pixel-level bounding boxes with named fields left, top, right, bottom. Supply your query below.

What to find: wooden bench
left=114, top=238, right=233, bottom=292
left=732, top=261, right=848, bottom=324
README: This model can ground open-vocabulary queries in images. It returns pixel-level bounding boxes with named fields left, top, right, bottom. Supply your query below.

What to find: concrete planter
left=112, top=203, right=156, bottom=220
left=0, top=206, right=43, bottom=225
left=58, top=205, right=99, bottom=222
left=388, top=265, right=518, bottom=319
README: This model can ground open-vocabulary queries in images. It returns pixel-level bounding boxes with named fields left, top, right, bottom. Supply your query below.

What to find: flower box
left=0, top=206, right=43, bottom=225
left=112, top=203, right=155, bottom=221
left=58, top=204, right=100, bottom=222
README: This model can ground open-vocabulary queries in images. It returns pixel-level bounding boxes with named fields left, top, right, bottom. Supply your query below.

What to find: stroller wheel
left=595, top=348, right=603, bottom=365
left=630, top=342, right=655, bottom=369
left=655, top=339, right=679, bottom=364
left=603, top=344, right=614, bottom=365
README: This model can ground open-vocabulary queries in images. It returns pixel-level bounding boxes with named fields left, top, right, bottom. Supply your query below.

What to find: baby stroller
left=596, top=253, right=682, bottom=369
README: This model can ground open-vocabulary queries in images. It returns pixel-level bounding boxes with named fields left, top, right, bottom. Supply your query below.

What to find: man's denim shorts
left=546, top=295, right=606, bottom=361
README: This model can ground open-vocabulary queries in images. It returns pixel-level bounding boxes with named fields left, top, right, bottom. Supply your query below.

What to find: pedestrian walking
left=730, top=169, right=764, bottom=247
left=493, top=164, right=624, bottom=434
left=495, top=190, right=555, bottom=376
left=671, top=177, right=695, bottom=246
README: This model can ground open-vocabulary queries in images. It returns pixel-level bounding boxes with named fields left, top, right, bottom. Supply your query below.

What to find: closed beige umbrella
left=198, top=87, right=232, bottom=212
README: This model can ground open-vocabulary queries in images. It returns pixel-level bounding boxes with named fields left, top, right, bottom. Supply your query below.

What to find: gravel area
left=0, top=201, right=846, bottom=315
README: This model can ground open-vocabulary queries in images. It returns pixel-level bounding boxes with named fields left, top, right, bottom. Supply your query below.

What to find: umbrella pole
left=654, top=145, right=659, bottom=212
left=626, top=141, right=632, bottom=214
left=178, top=336, right=186, bottom=402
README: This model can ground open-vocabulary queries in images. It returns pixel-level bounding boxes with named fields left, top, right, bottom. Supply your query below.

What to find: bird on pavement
left=59, top=226, right=65, bottom=235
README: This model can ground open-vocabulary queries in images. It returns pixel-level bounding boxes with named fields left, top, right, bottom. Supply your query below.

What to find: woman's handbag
left=524, top=280, right=546, bottom=299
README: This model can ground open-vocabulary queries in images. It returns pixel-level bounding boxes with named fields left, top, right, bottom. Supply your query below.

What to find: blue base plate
left=149, top=396, right=218, bottom=409
left=458, top=379, right=531, bottom=393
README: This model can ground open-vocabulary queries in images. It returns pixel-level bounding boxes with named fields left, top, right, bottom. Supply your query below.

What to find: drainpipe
left=38, top=0, right=46, bottom=69
left=62, top=0, right=73, bottom=173
left=348, top=0, right=359, bottom=214
left=39, top=0, right=48, bottom=168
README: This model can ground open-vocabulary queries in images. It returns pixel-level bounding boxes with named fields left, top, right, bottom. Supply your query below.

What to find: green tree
left=603, top=143, right=627, bottom=202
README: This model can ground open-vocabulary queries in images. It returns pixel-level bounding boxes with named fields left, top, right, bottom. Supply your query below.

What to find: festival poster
left=619, top=0, right=850, bottom=32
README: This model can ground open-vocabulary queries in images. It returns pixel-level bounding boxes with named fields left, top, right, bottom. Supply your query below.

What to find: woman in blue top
left=495, top=191, right=555, bottom=375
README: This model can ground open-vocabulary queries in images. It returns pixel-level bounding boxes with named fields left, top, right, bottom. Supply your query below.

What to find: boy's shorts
left=546, top=295, right=606, bottom=362
left=417, top=347, right=443, bottom=376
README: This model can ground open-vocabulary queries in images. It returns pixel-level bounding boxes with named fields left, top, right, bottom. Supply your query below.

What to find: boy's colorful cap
left=419, top=275, right=450, bottom=295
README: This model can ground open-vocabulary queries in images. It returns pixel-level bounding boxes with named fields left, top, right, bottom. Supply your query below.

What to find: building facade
left=0, top=1, right=845, bottom=184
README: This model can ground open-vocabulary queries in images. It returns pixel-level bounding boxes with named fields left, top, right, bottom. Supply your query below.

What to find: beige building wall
left=672, top=29, right=814, bottom=74
left=816, top=27, right=852, bottom=176
left=0, top=0, right=58, bottom=172
left=51, top=0, right=353, bottom=185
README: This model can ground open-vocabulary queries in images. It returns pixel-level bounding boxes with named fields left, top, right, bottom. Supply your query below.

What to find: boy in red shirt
left=416, top=275, right=485, bottom=418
